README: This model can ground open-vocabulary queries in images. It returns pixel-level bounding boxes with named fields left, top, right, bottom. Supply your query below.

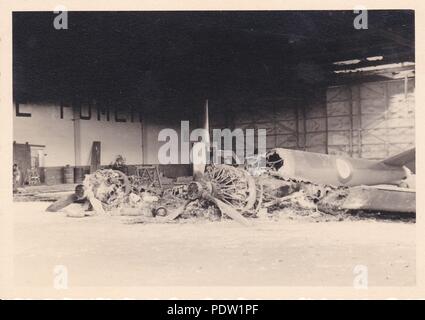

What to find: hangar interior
left=13, top=11, right=415, bottom=184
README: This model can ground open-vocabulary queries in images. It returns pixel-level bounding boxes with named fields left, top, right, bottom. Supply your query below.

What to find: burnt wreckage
left=81, top=145, right=415, bottom=225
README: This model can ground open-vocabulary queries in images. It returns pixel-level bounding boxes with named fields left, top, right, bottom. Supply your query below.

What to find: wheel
left=204, top=165, right=257, bottom=211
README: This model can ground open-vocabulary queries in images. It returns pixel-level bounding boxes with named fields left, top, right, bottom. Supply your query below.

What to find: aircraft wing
left=381, top=148, right=415, bottom=173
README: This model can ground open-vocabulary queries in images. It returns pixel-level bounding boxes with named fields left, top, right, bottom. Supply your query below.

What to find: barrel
left=74, top=167, right=85, bottom=183
left=64, top=165, right=74, bottom=184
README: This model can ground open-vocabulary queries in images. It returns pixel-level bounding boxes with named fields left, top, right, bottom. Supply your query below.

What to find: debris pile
left=258, top=173, right=349, bottom=220
left=81, top=160, right=413, bottom=224
left=83, top=169, right=162, bottom=216
left=83, top=169, right=130, bottom=210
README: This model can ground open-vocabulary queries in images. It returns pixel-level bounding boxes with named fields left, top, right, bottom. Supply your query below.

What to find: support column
left=73, top=105, right=82, bottom=166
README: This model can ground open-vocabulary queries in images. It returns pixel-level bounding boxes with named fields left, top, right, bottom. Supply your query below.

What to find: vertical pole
left=384, top=82, right=389, bottom=157
left=349, top=86, right=354, bottom=157
left=303, top=105, right=307, bottom=151
left=204, top=99, right=210, bottom=145
left=140, top=105, right=148, bottom=165
left=73, top=103, right=81, bottom=166
left=324, top=91, right=329, bottom=155
left=193, top=99, right=209, bottom=180
left=404, top=74, right=408, bottom=100
left=273, top=104, right=277, bottom=148
left=141, top=114, right=145, bottom=165
left=358, top=86, right=362, bottom=158
left=295, top=105, right=300, bottom=149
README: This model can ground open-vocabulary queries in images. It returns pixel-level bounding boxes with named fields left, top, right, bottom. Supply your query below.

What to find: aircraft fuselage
left=267, top=148, right=406, bottom=187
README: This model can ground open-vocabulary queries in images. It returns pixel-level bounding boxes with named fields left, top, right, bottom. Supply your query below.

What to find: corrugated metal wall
left=210, top=78, right=415, bottom=160
left=327, top=78, right=415, bottom=159
left=211, top=94, right=328, bottom=154
left=231, top=99, right=303, bottom=151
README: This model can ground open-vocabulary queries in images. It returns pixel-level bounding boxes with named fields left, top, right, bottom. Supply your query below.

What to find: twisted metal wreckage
left=79, top=102, right=415, bottom=224
left=80, top=146, right=416, bottom=225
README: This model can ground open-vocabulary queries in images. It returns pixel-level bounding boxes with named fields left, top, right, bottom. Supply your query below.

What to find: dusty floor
left=11, top=202, right=415, bottom=287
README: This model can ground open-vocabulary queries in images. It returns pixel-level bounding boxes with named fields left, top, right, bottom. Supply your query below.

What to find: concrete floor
left=10, top=202, right=415, bottom=288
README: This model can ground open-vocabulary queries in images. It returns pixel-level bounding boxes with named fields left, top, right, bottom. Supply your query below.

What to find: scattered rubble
left=83, top=169, right=130, bottom=210
left=41, top=161, right=414, bottom=224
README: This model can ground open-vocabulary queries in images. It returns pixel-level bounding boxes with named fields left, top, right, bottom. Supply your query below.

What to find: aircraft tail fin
left=381, top=148, right=415, bottom=172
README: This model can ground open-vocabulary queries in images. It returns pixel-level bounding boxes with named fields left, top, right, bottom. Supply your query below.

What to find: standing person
left=13, top=164, right=21, bottom=193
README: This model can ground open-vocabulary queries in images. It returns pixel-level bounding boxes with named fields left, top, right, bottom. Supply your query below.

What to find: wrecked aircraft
left=262, top=147, right=416, bottom=216
left=74, top=102, right=415, bottom=225
left=265, top=147, right=415, bottom=188
left=77, top=145, right=415, bottom=226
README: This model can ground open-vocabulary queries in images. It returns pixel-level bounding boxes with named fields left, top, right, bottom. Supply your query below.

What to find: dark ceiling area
left=13, top=10, right=414, bottom=107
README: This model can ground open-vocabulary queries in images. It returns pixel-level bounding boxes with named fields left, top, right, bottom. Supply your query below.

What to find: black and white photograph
left=0, top=2, right=422, bottom=301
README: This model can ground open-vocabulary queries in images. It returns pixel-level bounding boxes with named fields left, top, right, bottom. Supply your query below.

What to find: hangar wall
left=13, top=102, right=144, bottom=184
left=141, top=111, right=196, bottom=178
left=211, top=78, right=415, bottom=161
left=13, top=103, right=76, bottom=167
left=76, top=106, right=143, bottom=166
left=12, top=77, right=415, bottom=184
left=14, top=103, right=143, bottom=167
left=210, top=91, right=328, bottom=154
left=326, top=78, right=415, bottom=159
left=13, top=102, right=196, bottom=184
